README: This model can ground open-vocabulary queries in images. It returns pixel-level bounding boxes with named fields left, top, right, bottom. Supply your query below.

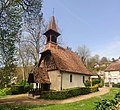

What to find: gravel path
left=0, top=87, right=110, bottom=105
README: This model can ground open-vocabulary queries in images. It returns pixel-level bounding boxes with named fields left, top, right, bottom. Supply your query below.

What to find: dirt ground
left=0, top=87, right=110, bottom=106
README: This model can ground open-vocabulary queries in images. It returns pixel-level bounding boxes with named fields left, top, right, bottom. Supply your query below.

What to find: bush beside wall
left=84, top=79, right=104, bottom=88
left=89, top=85, right=99, bottom=93
left=112, top=83, right=120, bottom=88
left=41, top=85, right=98, bottom=100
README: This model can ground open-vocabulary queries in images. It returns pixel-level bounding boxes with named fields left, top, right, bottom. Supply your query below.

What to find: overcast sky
left=42, top=0, right=120, bottom=59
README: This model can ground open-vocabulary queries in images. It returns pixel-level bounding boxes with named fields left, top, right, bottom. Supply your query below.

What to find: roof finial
left=53, top=8, right=54, bottom=16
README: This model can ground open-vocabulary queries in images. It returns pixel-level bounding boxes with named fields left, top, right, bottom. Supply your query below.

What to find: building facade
left=28, top=16, right=92, bottom=91
left=105, top=59, right=120, bottom=84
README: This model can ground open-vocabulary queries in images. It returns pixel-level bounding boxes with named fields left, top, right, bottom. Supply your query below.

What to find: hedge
left=105, top=83, right=120, bottom=88
left=41, top=85, right=98, bottom=100
left=0, top=85, right=30, bottom=96
left=112, top=83, right=120, bottom=88
left=11, top=85, right=24, bottom=95
left=10, top=84, right=32, bottom=95
left=10, top=80, right=33, bottom=95
left=84, top=79, right=103, bottom=87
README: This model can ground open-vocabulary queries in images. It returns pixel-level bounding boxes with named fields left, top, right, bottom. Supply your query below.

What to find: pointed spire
left=53, top=8, right=54, bottom=16
left=47, top=16, right=58, bottom=32
left=44, top=16, right=60, bottom=37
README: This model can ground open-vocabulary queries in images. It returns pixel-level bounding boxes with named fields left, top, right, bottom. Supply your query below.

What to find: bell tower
left=44, top=16, right=60, bottom=44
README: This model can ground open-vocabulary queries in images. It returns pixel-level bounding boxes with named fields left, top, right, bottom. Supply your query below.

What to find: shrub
left=11, top=85, right=24, bottom=95
left=84, top=79, right=102, bottom=87
left=41, top=86, right=98, bottom=100
left=92, top=79, right=100, bottom=86
left=0, top=88, right=12, bottom=96
left=112, top=83, right=120, bottom=88
left=89, top=85, right=99, bottom=93
left=0, top=80, right=31, bottom=96
left=10, top=80, right=31, bottom=95
left=94, top=99, right=117, bottom=110
left=105, top=83, right=109, bottom=87
left=2, top=88, right=12, bottom=95
left=99, top=79, right=104, bottom=88
left=16, top=80, right=27, bottom=86
left=24, top=84, right=30, bottom=93
left=0, top=89, right=6, bottom=96
left=94, top=91, right=120, bottom=110
left=84, top=80, right=91, bottom=87
left=115, top=92, right=120, bottom=102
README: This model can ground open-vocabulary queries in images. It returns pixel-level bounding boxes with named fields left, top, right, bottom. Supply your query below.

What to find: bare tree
left=77, top=45, right=91, bottom=65
left=21, top=17, right=47, bottom=64
left=87, top=54, right=100, bottom=69
left=19, top=0, right=46, bottom=64
left=16, top=0, right=47, bottom=81
left=17, top=40, right=34, bottom=80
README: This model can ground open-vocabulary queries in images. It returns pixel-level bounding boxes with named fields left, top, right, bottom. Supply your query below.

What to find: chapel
left=28, top=16, right=92, bottom=92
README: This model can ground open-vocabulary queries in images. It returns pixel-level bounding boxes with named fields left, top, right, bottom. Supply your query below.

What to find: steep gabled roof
left=105, top=61, right=120, bottom=71
left=40, top=44, right=92, bottom=75
left=29, top=66, right=50, bottom=84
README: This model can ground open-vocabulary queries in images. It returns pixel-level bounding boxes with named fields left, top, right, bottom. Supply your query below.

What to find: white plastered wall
left=105, top=71, right=120, bottom=83
left=61, top=72, right=90, bottom=90
left=48, top=70, right=61, bottom=91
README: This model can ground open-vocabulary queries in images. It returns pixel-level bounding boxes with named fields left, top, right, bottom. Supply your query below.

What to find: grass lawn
left=0, top=88, right=120, bottom=110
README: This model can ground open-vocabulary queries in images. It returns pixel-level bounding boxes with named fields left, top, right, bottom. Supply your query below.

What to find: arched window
left=44, top=55, right=51, bottom=68
left=70, top=74, right=72, bottom=82
left=83, top=76, right=85, bottom=83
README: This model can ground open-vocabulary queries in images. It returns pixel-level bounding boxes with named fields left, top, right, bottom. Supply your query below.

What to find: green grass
left=0, top=88, right=120, bottom=110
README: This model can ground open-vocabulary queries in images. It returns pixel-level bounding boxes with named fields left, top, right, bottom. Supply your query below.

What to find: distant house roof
left=40, top=44, right=92, bottom=76
left=105, top=61, right=120, bottom=71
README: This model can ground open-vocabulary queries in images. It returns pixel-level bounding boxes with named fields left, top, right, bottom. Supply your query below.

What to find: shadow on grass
left=0, top=104, right=55, bottom=110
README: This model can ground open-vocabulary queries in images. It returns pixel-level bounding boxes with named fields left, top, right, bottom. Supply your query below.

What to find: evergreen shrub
left=41, top=85, right=98, bottom=100
left=112, top=83, right=120, bottom=88
left=10, top=80, right=31, bottom=95
left=89, top=84, right=99, bottom=93
left=11, top=85, right=24, bottom=95
left=105, top=83, right=109, bottom=87
left=92, top=79, right=100, bottom=86
left=84, top=79, right=101, bottom=87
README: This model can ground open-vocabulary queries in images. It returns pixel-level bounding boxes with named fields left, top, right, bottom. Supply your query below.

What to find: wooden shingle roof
left=105, top=61, right=120, bottom=71
left=41, top=44, right=92, bottom=75
left=43, top=16, right=60, bottom=36
left=47, top=16, right=58, bottom=32
left=30, top=66, right=50, bottom=84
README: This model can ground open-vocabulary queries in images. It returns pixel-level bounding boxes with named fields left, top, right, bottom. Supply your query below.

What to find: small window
left=83, top=76, right=85, bottom=83
left=51, top=36, right=57, bottom=43
left=89, top=76, right=90, bottom=81
left=47, top=36, right=50, bottom=43
left=44, top=55, right=51, bottom=68
left=70, top=74, right=72, bottom=82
